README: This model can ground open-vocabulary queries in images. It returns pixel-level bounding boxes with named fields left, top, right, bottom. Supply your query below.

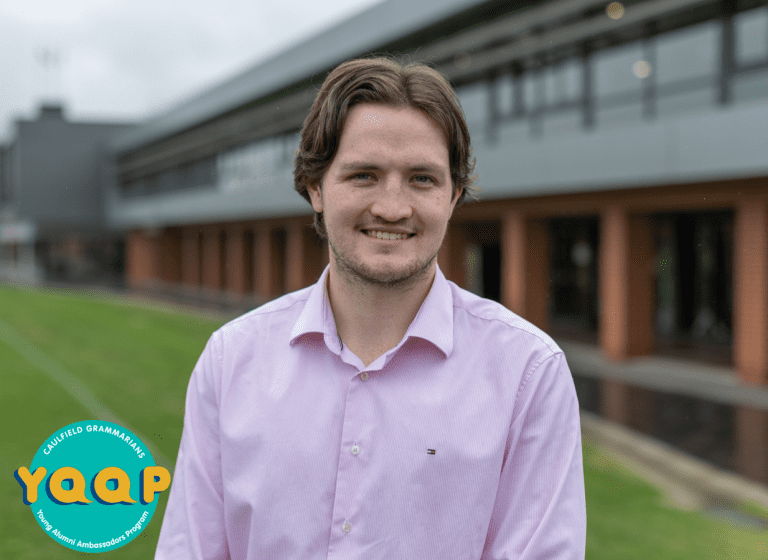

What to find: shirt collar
left=289, top=264, right=454, bottom=358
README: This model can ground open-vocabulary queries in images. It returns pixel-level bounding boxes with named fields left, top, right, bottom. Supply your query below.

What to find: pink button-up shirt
left=156, top=265, right=586, bottom=559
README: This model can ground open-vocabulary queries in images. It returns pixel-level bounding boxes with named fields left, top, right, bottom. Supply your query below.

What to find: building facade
left=109, top=0, right=768, bottom=483
left=0, top=105, right=134, bottom=285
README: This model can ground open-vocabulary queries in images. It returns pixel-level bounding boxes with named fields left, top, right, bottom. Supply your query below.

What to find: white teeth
left=366, top=230, right=408, bottom=240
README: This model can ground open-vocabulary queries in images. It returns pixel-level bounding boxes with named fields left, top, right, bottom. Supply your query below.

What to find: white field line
left=0, top=317, right=174, bottom=470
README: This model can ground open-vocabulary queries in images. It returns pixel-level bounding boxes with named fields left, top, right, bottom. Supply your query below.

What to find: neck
left=326, top=262, right=436, bottom=367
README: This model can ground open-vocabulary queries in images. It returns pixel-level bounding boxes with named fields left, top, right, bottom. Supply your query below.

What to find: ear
left=306, top=181, right=323, bottom=213
left=450, top=186, right=464, bottom=210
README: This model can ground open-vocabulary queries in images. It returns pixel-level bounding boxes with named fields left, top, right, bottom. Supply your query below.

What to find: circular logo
left=16, top=420, right=170, bottom=553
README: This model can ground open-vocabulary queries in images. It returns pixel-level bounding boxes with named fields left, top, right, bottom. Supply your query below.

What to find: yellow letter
left=14, top=467, right=47, bottom=504
left=48, top=467, right=92, bottom=504
left=92, top=467, right=136, bottom=504
left=141, top=466, right=171, bottom=504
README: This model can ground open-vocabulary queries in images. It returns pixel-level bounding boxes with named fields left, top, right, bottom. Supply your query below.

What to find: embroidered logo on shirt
left=427, top=449, right=436, bottom=455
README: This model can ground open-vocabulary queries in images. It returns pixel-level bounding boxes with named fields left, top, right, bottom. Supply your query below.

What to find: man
left=156, top=57, right=586, bottom=559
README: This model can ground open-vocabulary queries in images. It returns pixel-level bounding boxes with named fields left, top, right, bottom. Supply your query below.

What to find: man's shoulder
left=448, top=282, right=562, bottom=358
left=215, top=285, right=314, bottom=339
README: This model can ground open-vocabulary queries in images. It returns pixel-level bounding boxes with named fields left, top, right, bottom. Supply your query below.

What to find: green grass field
left=2, top=284, right=767, bottom=558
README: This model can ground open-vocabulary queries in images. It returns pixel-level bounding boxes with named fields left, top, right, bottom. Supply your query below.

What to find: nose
left=369, top=176, right=413, bottom=222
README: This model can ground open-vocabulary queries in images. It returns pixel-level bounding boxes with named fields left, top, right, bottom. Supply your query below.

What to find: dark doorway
left=464, top=221, right=501, bottom=302
left=548, top=216, right=600, bottom=342
left=653, top=211, right=733, bottom=365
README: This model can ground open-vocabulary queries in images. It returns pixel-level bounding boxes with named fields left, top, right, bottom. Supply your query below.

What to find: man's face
left=307, top=103, right=461, bottom=288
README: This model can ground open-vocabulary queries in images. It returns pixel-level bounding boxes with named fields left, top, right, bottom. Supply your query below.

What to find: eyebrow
left=338, top=162, right=447, bottom=177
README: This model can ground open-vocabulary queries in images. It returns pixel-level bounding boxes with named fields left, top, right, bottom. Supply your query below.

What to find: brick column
left=302, top=226, right=328, bottom=286
left=501, top=210, right=549, bottom=331
left=446, top=224, right=469, bottom=289
left=181, top=228, right=202, bottom=288
left=598, top=206, right=655, bottom=426
left=599, top=206, right=654, bottom=359
left=600, top=206, right=630, bottom=361
left=159, top=229, right=182, bottom=285
left=254, top=225, right=273, bottom=299
left=201, top=227, right=224, bottom=291
left=126, top=229, right=160, bottom=290
left=734, top=199, right=768, bottom=483
left=225, top=226, right=249, bottom=294
left=734, top=200, right=768, bottom=384
left=125, top=230, right=140, bottom=288
left=285, top=219, right=305, bottom=293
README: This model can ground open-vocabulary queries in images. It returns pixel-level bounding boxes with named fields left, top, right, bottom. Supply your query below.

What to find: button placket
left=329, top=369, right=372, bottom=548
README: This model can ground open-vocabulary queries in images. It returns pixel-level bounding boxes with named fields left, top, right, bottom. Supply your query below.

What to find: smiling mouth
left=362, top=230, right=415, bottom=241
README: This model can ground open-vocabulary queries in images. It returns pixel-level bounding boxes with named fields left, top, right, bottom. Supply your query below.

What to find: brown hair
left=294, top=57, right=477, bottom=239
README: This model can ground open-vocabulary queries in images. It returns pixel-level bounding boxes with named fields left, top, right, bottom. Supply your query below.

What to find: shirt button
left=360, top=372, right=369, bottom=381
left=351, top=444, right=360, bottom=455
left=343, top=521, right=351, bottom=533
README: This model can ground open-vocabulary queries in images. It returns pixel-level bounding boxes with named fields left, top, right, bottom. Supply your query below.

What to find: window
left=549, top=216, right=599, bottom=341
left=653, top=211, right=733, bottom=365
left=735, top=6, right=768, bottom=65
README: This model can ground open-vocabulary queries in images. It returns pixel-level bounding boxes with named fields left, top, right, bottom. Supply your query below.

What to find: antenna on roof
left=34, top=47, right=62, bottom=106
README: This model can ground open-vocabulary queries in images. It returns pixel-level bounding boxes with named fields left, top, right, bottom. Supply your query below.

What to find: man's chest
left=216, top=346, right=517, bottom=558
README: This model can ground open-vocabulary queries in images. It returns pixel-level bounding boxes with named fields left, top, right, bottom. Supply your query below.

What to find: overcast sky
left=0, top=0, right=383, bottom=142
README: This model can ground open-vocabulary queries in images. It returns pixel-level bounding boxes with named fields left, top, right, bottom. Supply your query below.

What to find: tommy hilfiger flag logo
left=427, top=449, right=436, bottom=455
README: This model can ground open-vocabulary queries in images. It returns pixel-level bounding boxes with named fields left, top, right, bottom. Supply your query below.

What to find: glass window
left=463, top=222, right=501, bottom=302
left=656, top=21, right=719, bottom=85
left=465, top=243, right=483, bottom=296
left=192, top=157, right=217, bottom=187
left=157, top=169, right=176, bottom=193
left=733, top=66, right=768, bottom=102
left=544, top=59, right=582, bottom=106
left=549, top=216, right=599, bottom=341
left=280, top=133, right=300, bottom=167
left=735, top=7, right=768, bottom=65
left=596, top=101, right=643, bottom=128
left=653, top=211, right=733, bottom=365
left=456, top=83, right=487, bottom=130
left=522, top=71, right=541, bottom=113
left=656, top=88, right=715, bottom=119
left=545, top=64, right=565, bottom=106
left=542, top=110, right=583, bottom=137
left=0, top=149, right=6, bottom=203
left=595, top=41, right=645, bottom=98
left=497, top=119, right=529, bottom=144
left=218, top=137, right=284, bottom=192
left=495, top=73, right=514, bottom=117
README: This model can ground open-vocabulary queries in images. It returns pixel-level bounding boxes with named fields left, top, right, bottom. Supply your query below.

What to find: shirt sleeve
left=481, top=351, right=586, bottom=560
left=155, top=332, right=230, bottom=560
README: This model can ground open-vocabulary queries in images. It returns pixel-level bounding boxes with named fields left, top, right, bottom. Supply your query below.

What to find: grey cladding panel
left=15, top=120, right=133, bottom=230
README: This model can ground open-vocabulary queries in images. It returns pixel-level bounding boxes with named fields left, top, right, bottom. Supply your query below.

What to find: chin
left=334, top=254, right=436, bottom=288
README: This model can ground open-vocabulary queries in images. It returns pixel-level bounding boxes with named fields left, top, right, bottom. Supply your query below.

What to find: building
left=0, top=104, right=134, bottom=285
left=109, top=0, right=768, bottom=483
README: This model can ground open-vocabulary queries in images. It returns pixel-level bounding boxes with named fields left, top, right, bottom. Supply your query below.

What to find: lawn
left=1, top=285, right=222, bottom=559
left=1, top=284, right=767, bottom=559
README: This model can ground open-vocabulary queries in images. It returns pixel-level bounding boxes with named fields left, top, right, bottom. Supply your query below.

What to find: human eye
left=412, top=175, right=436, bottom=187
left=350, top=172, right=375, bottom=182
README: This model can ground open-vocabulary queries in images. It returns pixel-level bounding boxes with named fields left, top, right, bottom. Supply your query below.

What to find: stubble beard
left=327, top=235, right=441, bottom=291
